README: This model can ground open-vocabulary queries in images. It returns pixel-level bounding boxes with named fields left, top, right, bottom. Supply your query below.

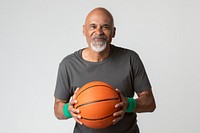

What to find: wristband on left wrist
left=125, top=97, right=136, bottom=112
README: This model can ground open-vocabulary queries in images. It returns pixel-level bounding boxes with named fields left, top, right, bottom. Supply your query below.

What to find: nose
left=95, top=26, right=103, bottom=35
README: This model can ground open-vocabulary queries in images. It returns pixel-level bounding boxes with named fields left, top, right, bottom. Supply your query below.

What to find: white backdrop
left=0, top=0, right=200, bottom=133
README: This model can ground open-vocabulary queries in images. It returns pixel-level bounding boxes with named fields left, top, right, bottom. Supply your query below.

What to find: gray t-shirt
left=54, top=45, right=151, bottom=133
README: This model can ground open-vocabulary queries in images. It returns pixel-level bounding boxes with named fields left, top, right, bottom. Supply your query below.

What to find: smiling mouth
left=93, top=38, right=105, bottom=42
left=93, top=35, right=106, bottom=39
left=93, top=36, right=106, bottom=41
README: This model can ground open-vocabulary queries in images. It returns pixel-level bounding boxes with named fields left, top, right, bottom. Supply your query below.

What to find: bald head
left=83, top=7, right=116, bottom=53
left=85, top=7, right=114, bottom=27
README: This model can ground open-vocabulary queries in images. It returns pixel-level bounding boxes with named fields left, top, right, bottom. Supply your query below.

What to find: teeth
left=94, top=36, right=105, bottom=39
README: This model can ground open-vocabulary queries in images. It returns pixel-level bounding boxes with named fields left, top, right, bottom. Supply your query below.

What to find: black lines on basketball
left=81, top=114, right=114, bottom=121
left=75, top=97, right=120, bottom=109
left=74, top=81, right=121, bottom=129
left=76, top=84, right=115, bottom=99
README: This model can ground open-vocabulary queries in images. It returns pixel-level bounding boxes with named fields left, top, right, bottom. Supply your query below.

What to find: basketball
left=74, top=81, right=121, bottom=129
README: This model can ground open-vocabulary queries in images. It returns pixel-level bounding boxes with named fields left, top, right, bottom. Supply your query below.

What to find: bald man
left=54, top=7, right=156, bottom=133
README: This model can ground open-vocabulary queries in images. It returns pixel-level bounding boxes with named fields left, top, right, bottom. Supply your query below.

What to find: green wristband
left=126, top=97, right=136, bottom=112
left=63, top=103, right=72, bottom=118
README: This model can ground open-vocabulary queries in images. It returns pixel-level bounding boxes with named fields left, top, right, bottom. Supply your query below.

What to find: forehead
left=85, top=9, right=113, bottom=26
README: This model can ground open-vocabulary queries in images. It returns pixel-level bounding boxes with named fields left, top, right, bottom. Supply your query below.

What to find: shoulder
left=59, top=49, right=82, bottom=66
left=111, top=45, right=140, bottom=59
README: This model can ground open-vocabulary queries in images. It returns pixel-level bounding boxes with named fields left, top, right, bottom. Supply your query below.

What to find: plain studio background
left=0, top=0, right=200, bottom=133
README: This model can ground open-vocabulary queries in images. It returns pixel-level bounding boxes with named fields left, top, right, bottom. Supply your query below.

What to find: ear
left=112, top=27, right=116, bottom=38
left=82, top=25, right=86, bottom=36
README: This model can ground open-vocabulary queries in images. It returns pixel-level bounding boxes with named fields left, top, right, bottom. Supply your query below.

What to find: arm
left=54, top=98, right=68, bottom=120
left=135, top=89, right=156, bottom=113
left=54, top=88, right=82, bottom=124
left=54, top=98, right=82, bottom=124
left=113, top=89, right=156, bottom=124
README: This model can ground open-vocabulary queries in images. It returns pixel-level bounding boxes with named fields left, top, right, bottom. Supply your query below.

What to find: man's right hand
left=68, top=87, right=82, bottom=125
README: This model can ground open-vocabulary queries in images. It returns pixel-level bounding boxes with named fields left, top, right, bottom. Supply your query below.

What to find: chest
left=68, top=60, right=135, bottom=97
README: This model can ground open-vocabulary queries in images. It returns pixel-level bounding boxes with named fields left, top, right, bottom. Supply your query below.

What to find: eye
left=89, top=24, right=96, bottom=30
left=102, top=25, right=110, bottom=30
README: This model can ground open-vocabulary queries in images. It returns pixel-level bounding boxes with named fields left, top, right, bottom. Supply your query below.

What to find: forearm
left=54, top=99, right=68, bottom=120
left=134, top=90, right=156, bottom=113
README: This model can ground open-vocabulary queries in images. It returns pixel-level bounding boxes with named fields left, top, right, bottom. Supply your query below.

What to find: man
left=54, top=7, right=156, bottom=133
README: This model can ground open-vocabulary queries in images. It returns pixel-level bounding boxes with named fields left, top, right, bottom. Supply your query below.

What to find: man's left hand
left=112, top=89, right=128, bottom=125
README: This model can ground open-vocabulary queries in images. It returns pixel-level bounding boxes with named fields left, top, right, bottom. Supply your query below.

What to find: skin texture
left=82, top=7, right=116, bottom=62
left=54, top=7, right=156, bottom=126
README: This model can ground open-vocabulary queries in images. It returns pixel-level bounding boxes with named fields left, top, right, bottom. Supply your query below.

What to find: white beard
left=90, top=40, right=107, bottom=53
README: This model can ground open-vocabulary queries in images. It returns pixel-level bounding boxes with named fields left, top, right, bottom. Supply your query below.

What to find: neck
left=82, top=45, right=110, bottom=62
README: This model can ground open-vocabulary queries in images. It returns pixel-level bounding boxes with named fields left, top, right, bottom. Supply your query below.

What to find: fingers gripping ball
left=74, top=81, right=121, bottom=129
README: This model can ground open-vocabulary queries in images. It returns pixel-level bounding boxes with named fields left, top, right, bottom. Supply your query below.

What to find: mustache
left=92, top=35, right=106, bottom=40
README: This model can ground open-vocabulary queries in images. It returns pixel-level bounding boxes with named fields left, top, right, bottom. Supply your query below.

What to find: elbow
left=54, top=107, right=67, bottom=120
left=54, top=111, right=66, bottom=120
left=149, top=102, right=156, bottom=112
left=54, top=111, right=62, bottom=120
left=54, top=113, right=62, bottom=120
left=149, top=95, right=156, bottom=112
left=150, top=106, right=156, bottom=112
left=55, top=116, right=64, bottom=120
left=54, top=98, right=70, bottom=120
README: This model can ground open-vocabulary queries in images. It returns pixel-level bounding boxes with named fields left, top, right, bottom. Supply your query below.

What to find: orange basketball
left=74, top=81, right=121, bottom=129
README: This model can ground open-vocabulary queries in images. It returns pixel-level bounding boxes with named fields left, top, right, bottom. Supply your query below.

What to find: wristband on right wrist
left=126, top=97, right=136, bottom=112
left=63, top=103, right=72, bottom=118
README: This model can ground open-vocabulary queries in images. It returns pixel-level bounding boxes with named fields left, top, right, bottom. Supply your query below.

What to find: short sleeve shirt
left=54, top=45, right=151, bottom=133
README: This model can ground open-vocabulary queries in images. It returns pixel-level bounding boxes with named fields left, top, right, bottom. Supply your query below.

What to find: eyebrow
left=89, top=23, right=96, bottom=26
left=88, top=23, right=111, bottom=27
left=102, top=24, right=111, bottom=27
